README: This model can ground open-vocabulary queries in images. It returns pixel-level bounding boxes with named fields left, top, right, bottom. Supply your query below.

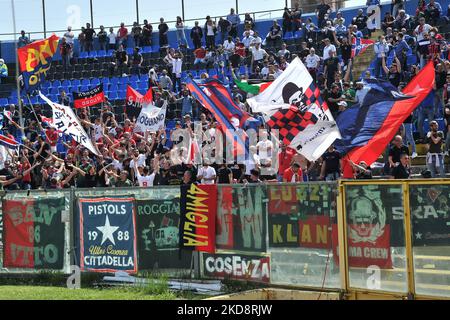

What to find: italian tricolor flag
left=234, top=79, right=273, bottom=95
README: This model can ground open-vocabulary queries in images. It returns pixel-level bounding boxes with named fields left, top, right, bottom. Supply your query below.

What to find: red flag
left=73, top=84, right=105, bottom=109
left=126, top=86, right=153, bottom=108
left=346, top=62, right=435, bottom=168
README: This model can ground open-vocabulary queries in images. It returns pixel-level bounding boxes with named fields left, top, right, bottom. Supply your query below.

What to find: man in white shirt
left=305, top=48, right=321, bottom=82
left=373, top=35, right=390, bottom=78
left=197, top=162, right=217, bottom=184
left=277, top=43, right=290, bottom=59
left=251, top=43, right=268, bottom=71
left=172, top=51, right=183, bottom=92
left=251, top=31, right=263, bottom=47
left=64, top=26, right=75, bottom=45
left=108, top=27, right=117, bottom=50
left=242, top=31, right=255, bottom=49
left=322, top=38, right=336, bottom=61
left=223, top=36, right=235, bottom=60
left=414, top=17, right=432, bottom=42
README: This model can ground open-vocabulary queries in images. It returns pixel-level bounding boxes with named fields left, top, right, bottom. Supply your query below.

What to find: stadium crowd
left=0, top=0, right=449, bottom=191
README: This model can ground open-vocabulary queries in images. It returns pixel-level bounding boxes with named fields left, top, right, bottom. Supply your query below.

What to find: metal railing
left=0, top=0, right=354, bottom=40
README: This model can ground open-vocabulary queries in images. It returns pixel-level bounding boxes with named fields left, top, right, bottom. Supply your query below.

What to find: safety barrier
left=0, top=180, right=449, bottom=299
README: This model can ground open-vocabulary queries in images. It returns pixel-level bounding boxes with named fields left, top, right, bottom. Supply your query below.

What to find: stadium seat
left=108, top=92, right=119, bottom=100
left=53, top=80, right=62, bottom=88
left=294, top=30, right=304, bottom=38
left=41, top=81, right=51, bottom=89
left=129, top=81, right=138, bottom=89
left=97, top=50, right=107, bottom=57
left=119, top=83, right=128, bottom=91
left=81, top=79, right=91, bottom=86
left=50, top=87, right=60, bottom=95
left=142, top=46, right=152, bottom=53
left=110, top=77, right=120, bottom=87
left=129, top=74, right=139, bottom=83
left=107, top=49, right=115, bottom=56
left=69, top=86, right=79, bottom=93
left=283, top=32, right=294, bottom=40
left=138, top=82, right=148, bottom=91
left=118, top=91, right=127, bottom=100
left=91, top=78, right=101, bottom=86
left=8, top=97, right=18, bottom=105
left=79, top=86, right=89, bottom=92
left=126, top=48, right=134, bottom=55
left=72, top=79, right=81, bottom=87
left=118, top=77, right=129, bottom=85
left=108, top=84, right=118, bottom=92
left=79, top=51, right=89, bottom=59
left=140, top=74, right=149, bottom=82
left=0, top=98, right=9, bottom=107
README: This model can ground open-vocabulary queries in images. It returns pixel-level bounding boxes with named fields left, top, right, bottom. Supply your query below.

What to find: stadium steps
left=351, top=30, right=383, bottom=81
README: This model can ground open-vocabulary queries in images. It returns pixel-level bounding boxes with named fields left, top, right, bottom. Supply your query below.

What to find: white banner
left=134, top=101, right=167, bottom=133
left=39, top=92, right=100, bottom=156
left=247, top=57, right=342, bottom=161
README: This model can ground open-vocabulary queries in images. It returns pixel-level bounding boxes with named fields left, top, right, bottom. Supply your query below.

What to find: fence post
left=337, top=181, right=350, bottom=296
left=68, top=187, right=75, bottom=270
left=402, top=181, right=416, bottom=299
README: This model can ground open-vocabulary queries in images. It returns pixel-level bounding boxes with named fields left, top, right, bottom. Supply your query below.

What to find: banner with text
left=216, top=186, right=267, bottom=252
left=136, top=199, right=191, bottom=270
left=2, top=198, right=66, bottom=269
left=267, top=184, right=336, bottom=249
left=73, top=84, right=105, bottom=109
left=78, top=197, right=138, bottom=273
left=202, top=253, right=270, bottom=283
left=179, top=184, right=217, bottom=254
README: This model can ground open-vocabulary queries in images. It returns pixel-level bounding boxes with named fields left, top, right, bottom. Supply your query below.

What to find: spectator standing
left=98, top=26, right=108, bottom=51
left=83, top=23, right=96, bottom=53
left=386, top=135, right=410, bottom=175
left=108, top=27, right=117, bottom=50
left=316, top=0, right=331, bottom=29
left=305, top=48, right=321, bottom=83
left=0, top=59, right=8, bottom=84
left=64, top=26, right=75, bottom=47
left=176, top=16, right=189, bottom=49
left=205, top=19, right=217, bottom=50
left=266, top=20, right=282, bottom=48
left=390, top=153, right=411, bottom=179
left=283, top=163, right=303, bottom=182
left=227, top=8, right=241, bottom=39
left=324, top=51, right=341, bottom=89
left=251, top=43, right=268, bottom=72
left=132, top=22, right=142, bottom=47
left=191, top=21, right=203, bottom=49
left=172, top=51, right=184, bottom=92
left=18, top=30, right=30, bottom=48
left=392, top=0, right=405, bottom=19
left=141, top=20, right=153, bottom=47
left=352, top=9, right=369, bottom=37
left=197, top=162, right=217, bottom=184
left=319, top=145, right=341, bottom=181
left=426, top=120, right=446, bottom=178
left=218, top=17, right=231, bottom=44
left=158, top=18, right=169, bottom=49
left=117, top=23, right=129, bottom=48
left=78, top=27, right=86, bottom=53
left=130, top=47, right=143, bottom=75
left=374, top=35, right=390, bottom=78
left=60, top=38, right=72, bottom=70
left=282, top=7, right=293, bottom=37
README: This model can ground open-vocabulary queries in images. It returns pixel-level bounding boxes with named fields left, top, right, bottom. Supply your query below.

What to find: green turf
left=0, top=285, right=182, bottom=300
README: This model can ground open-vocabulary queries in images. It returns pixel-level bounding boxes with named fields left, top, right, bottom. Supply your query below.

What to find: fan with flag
left=351, top=37, right=375, bottom=58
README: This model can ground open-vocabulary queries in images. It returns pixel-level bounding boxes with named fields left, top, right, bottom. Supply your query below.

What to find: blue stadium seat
left=0, top=98, right=9, bottom=107
left=294, top=30, right=303, bottom=38
left=129, top=74, right=139, bottom=83
left=50, top=87, right=60, bottom=95
left=107, top=49, right=115, bottom=56
left=102, top=78, right=110, bottom=86
left=108, top=92, right=119, bottom=100
left=118, top=91, right=127, bottom=100
left=8, top=97, right=18, bottom=105
left=81, top=79, right=91, bottom=86
left=110, top=77, right=119, bottom=86
left=142, top=46, right=152, bottom=53
left=28, top=96, right=39, bottom=105
left=208, top=69, right=217, bottom=76
left=40, top=88, right=50, bottom=95
left=62, top=80, right=71, bottom=87
left=91, top=78, right=101, bottom=86
left=283, top=32, right=294, bottom=40
left=239, top=65, right=248, bottom=75
left=140, top=74, right=149, bottom=82
left=126, top=48, right=134, bottom=55
left=118, top=77, right=129, bottom=85
left=138, top=82, right=148, bottom=91
left=108, top=84, right=118, bottom=92
left=72, top=79, right=81, bottom=87
left=129, top=81, right=138, bottom=89
left=119, top=83, right=128, bottom=91
left=69, top=86, right=79, bottom=93
left=53, top=80, right=62, bottom=88
left=97, top=50, right=107, bottom=57
left=41, top=81, right=51, bottom=89
left=89, top=51, right=98, bottom=58
left=79, top=86, right=89, bottom=92
left=79, top=51, right=89, bottom=59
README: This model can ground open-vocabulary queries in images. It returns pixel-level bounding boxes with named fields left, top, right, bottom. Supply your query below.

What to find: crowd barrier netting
left=0, top=181, right=449, bottom=299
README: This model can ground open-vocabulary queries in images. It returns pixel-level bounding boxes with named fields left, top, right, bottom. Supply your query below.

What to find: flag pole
left=26, top=94, right=45, bottom=132
left=11, top=0, right=25, bottom=138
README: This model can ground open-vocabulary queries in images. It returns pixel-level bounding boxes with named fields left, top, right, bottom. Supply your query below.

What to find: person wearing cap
left=322, top=38, right=336, bottom=61
left=0, top=59, right=7, bottom=84
left=426, top=120, right=446, bottom=178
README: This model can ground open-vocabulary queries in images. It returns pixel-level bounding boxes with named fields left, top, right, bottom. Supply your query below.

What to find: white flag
left=247, top=57, right=342, bottom=161
left=134, top=101, right=167, bottom=133
left=39, top=92, right=100, bottom=156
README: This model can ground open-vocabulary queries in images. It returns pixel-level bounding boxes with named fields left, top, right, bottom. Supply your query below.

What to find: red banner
left=332, top=224, right=392, bottom=269
left=180, top=184, right=217, bottom=253
left=3, top=200, right=35, bottom=268
left=73, top=84, right=105, bottom=108
left=17, top=35, right=59, bottom=73
left=126, top=86, right=153, bottom=108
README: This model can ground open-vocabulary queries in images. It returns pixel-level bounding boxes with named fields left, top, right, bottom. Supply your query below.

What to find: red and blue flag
left=0, top=134, right=19, bottom=150
left=351, top=37, right=375, bottom=58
